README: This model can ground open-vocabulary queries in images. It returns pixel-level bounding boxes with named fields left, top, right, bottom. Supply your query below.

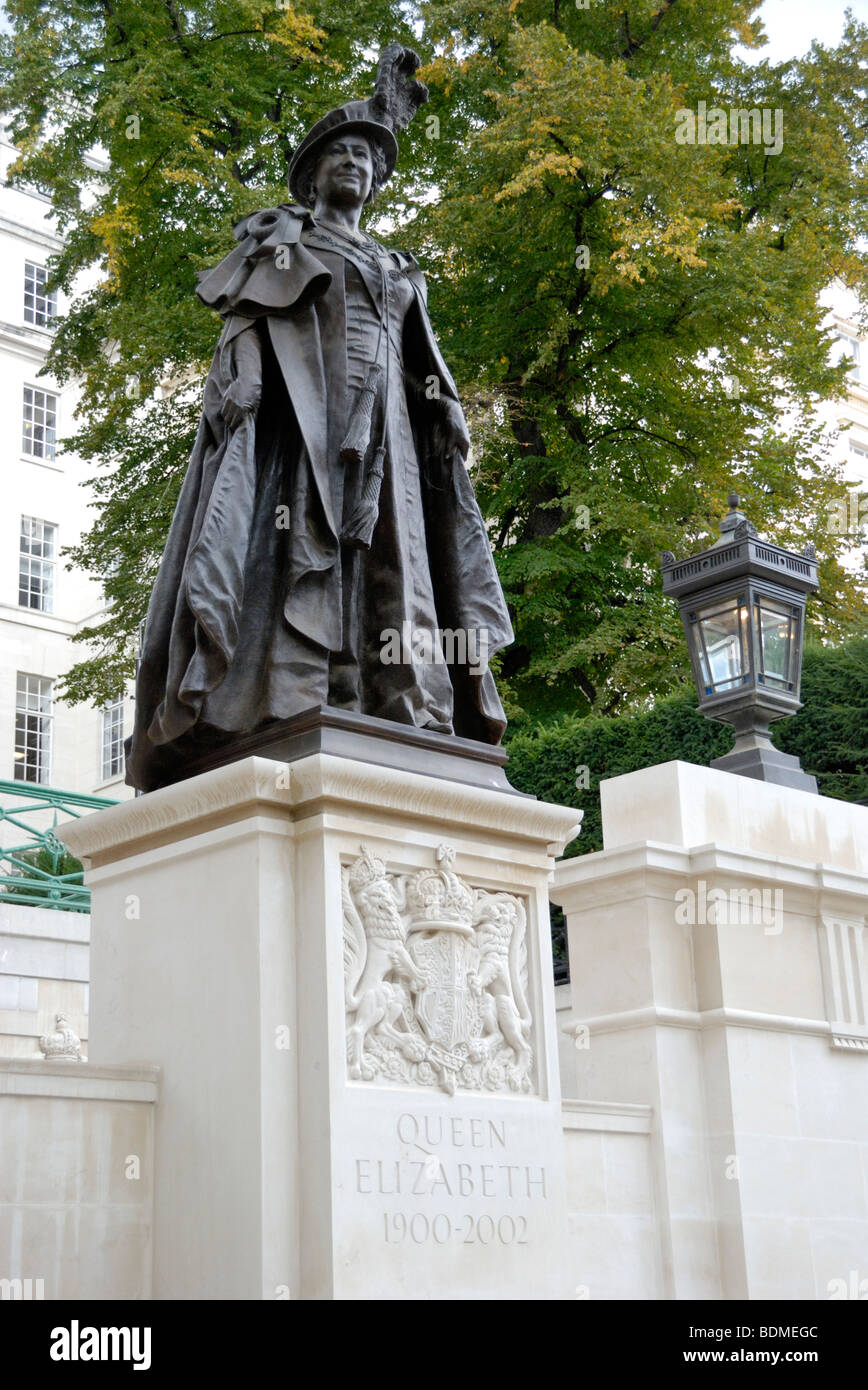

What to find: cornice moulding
left=553, top=840, right=868, bottom=907
left=562, top=1004, right=831, bottom=1040
left=0, top=1058, right=160, bottom=1102
left=0, top=211, right=63, bottom=251
left=561, top=1098, right=653, bottom=1134
left=61, top=753, right=583, bottom=867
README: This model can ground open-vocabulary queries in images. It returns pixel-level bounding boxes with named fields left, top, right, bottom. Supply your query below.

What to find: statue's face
left=313, top=134, right=374, bottom=209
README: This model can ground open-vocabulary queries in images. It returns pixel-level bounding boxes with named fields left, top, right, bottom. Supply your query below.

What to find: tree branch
left=619, top=0, right=678, bottom=59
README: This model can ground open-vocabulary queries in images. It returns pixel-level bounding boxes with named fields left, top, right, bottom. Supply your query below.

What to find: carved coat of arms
left=342, top=844, right=534, bottom=1094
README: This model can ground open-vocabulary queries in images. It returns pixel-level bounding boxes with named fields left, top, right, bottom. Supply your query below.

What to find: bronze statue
left=125, top=46, right=513, bottom=792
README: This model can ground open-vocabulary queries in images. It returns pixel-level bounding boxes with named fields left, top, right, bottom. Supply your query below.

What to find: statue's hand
left=442, top=397, right=471, bottom=464
left=448, top=435, right=471, bottom=467
left=220, top=379, right=261, bottom=430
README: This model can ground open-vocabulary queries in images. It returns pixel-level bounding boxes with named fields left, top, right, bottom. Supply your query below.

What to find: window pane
left=835, top=333, right=861, bottom=382
left=754, top=600, right=795, bottom=687
left=14, top=674, right=53, bottom=783
left=23, top=260, right=58, bottom=327
left=694, top=597, right=748, bottom=693
left=101, top=699, right=125, bottom=780
left=22, top=386, right=58, bottom=461
left=19, top=517, right=56, bottom=612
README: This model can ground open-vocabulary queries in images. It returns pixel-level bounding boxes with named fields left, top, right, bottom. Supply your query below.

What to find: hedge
left=505, top=636, right=868, bottom=860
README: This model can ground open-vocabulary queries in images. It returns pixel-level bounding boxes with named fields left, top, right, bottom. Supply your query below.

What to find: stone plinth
left=554, top=760, right=868, bottom=1301
left=62, top=754, right=580, bottom=1300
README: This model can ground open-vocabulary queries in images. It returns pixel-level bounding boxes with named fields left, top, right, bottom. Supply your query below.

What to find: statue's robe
left=125, top=204, right=513, bottom=792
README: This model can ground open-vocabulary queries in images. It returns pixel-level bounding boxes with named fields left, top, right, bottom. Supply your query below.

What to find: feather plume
left=369, top=43, right=428, bottom=134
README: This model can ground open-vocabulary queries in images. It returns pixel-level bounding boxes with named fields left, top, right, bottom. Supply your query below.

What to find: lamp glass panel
left=693, top=596, right=748, bottom=693
left=754, top=598, right=795, bottom=687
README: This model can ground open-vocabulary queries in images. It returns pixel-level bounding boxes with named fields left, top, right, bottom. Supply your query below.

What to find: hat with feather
left=288, top=44, right=428, bottom=207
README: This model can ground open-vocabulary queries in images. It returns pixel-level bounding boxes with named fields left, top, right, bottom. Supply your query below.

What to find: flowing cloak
left=124, top=203, right=513, bottom=791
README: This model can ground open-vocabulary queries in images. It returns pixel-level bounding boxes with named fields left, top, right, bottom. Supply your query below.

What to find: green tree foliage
left=773, top=638, right=868, bottom=803
left=0, top=846, right=85, bottom=904
left=0, top=0, right=422, bottom=704
left=408, top=1, right=868, bottom=721
left=506, top=635, right=868, bottom=857
left=0, top=1, right=866, bottom=714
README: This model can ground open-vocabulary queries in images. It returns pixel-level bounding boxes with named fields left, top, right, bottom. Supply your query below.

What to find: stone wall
left=2, top=758, right=866, bottom=1300
left=0, top=903, right=89, bottom=1060
left=555, top=760, right=868, bottom=1300
left=0, top=1060, right=157, bottom=1299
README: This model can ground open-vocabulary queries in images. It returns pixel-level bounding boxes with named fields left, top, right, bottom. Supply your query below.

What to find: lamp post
left=661, top=493, right=819, bottom=792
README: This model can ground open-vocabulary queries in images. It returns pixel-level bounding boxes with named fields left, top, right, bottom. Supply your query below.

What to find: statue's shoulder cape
left=196, top=204, right=431, bottom=317
left=196, top=204, right=329, bottom=318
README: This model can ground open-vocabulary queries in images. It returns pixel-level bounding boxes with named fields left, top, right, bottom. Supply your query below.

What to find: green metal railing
left=0, top=779, right=117, bottom=912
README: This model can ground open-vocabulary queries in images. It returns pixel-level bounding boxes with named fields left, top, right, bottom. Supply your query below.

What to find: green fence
left=0, top=780, right=117, bottom=912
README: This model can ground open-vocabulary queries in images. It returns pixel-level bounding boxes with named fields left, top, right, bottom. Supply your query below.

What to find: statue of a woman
left=125, top=46, right=513, bottom=792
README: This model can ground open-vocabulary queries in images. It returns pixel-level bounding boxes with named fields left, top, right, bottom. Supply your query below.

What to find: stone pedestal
left=553, top=761, right=868, bottom=1301
left=62, top=754, right=580, bottom=1300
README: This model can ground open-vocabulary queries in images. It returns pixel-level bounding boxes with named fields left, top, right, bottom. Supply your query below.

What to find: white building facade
left=820, top=280, right=868, bottom=549
left=0, top=137, right=130, bottom=1064
left=0, top=134, right=133, bottom=801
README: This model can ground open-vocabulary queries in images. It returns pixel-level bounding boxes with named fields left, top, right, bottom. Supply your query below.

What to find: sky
left=738, top=0, right=868, bottom=61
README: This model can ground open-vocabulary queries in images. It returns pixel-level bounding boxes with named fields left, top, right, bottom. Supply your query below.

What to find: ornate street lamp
left=661, top=493, right=819, bottom=791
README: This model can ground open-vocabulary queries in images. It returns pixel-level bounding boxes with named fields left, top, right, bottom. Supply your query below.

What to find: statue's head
left=294, top=130, right=389, bottom=210
left=288, top=44, right=428, bottom=210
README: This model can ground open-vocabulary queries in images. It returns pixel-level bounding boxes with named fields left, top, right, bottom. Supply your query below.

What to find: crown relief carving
left=39, top=1013, right=83, bottom=1062
left=405, top=843, right=475, bottom=935
left=342, top=843, right=534, bottom=1095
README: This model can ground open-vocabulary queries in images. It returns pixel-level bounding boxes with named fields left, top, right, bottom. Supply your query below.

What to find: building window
left=23, top=261, right=58, bottom=327
left=22, top=386, right=58, bottom=461
left=101, top=699, right=125, bottom=781
left=19, top=516, right=57, bottom=612
left=834, top=332, right=862, bottom=382
left=14, top=673, right=53, bottom=784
